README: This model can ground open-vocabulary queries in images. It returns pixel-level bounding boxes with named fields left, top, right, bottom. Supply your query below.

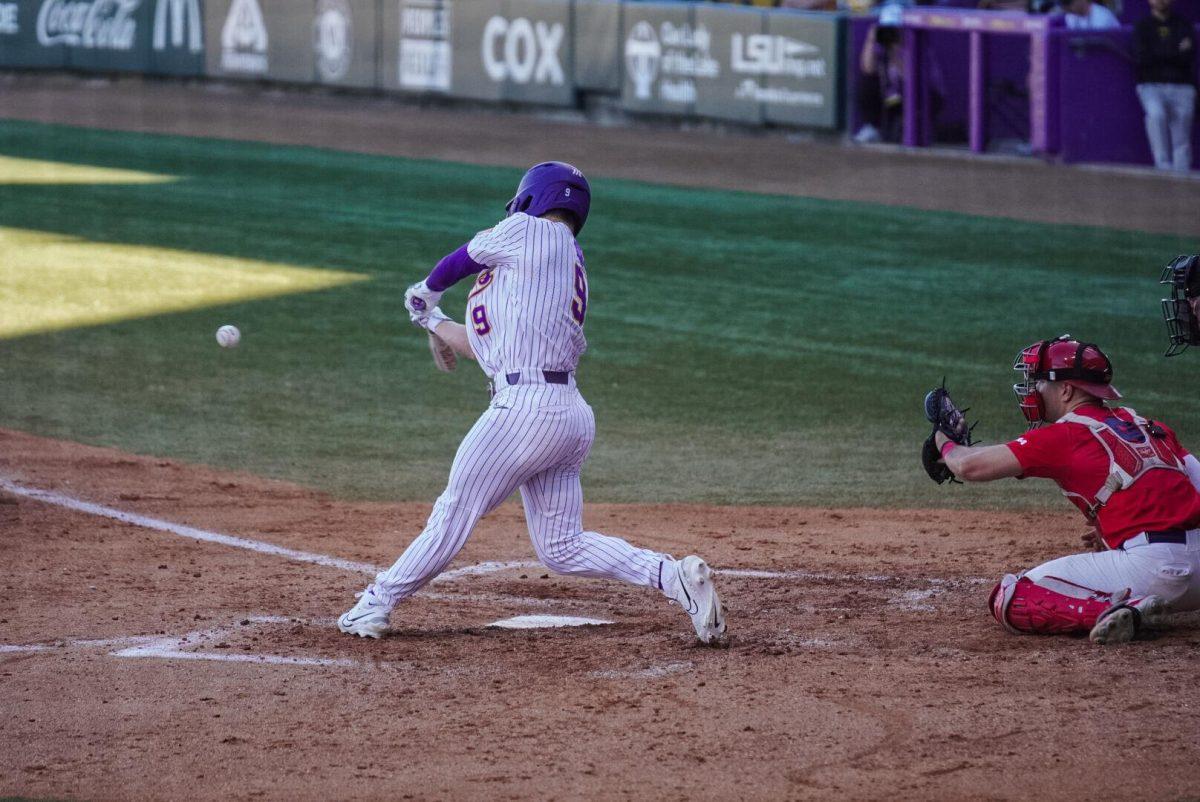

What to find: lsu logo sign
left=481, top=16, right=563, bottom=86
left=731, top=33, right=825, bottom=79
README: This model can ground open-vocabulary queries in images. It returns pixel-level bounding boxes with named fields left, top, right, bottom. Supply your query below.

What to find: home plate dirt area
left=2, top=428, right=1199, bottom=800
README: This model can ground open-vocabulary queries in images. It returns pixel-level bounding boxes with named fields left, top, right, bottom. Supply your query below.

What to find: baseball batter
left=926, top=336, right=1200, bottom=644
left=338, top=162, right=726, bottom=644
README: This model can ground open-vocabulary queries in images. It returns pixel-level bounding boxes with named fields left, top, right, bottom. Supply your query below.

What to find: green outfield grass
left=0, top=119, right=1196, bottom=509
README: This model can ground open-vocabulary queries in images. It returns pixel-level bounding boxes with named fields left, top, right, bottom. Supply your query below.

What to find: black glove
left=921, top=381, right=976, bottom=485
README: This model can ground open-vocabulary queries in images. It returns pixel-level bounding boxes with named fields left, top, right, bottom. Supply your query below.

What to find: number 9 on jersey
left=572, top=263, right=587, bottom=325
left=472, top=305, right=491, bottom=335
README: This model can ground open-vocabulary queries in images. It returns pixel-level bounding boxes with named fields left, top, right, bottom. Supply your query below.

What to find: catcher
left=1161, top=254, right=1200, bottom=357
left=922, top=335, right=1200, bottom=644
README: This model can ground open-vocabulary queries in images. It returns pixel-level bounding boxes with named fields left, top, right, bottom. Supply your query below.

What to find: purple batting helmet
left=505, top=161, right=591, bottom=234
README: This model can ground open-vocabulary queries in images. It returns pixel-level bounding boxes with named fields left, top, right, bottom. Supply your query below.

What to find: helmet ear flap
left=505, top=194, right=534, bottom=217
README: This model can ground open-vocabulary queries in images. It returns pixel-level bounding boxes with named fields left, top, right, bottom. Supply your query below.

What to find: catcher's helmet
left=1160, top=254, right=1200, bottom=357
left=505, top=161, right=591, bottom=234
left=1012, top=335, right=1120, bottom=423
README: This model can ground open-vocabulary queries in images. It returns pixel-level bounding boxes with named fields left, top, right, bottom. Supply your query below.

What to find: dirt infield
left=3, top=428, right=1200, bottom=800
left=1, top=72, right=1199, bottom=236
left=4, top=74, right=1200, bottom=800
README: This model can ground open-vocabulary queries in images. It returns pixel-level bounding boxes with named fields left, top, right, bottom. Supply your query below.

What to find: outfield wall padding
left=620, top=2, right=695, bottom=117
left=450, top=0, right=574, bottom=106
left=7, top=0, right=1188, bottom=167
left=313, top=0, right=379, bottom=88
left=204, top=0, right=313, bottom=82
left=0, top=0, right=846, bottom=129
left=383, top=0, right=452, bottom=94
left=692, top=4, right=764, bottom=125
left=763, top=10, right=842, bottom=130
left=0, top=0, right=205, bottom=74
left=573, top=0, right=620, bottom=92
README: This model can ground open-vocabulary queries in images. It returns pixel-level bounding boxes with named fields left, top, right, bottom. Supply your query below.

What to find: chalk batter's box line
left=0, top=615, right=364, bottom=666
left=0, top=478, right=985, bottom=589
left=1, top=613, right=616, bottom=668
left=0, top=479, right=977, bottom=672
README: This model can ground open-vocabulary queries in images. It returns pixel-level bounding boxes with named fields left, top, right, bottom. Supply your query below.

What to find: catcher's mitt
left=428, top=331, right=457, bottom=372
left=921, top=380, right=977, bottom=485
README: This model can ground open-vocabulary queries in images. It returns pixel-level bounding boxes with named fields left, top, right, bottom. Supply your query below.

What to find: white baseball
left=216, top=324, right=241, bottom=348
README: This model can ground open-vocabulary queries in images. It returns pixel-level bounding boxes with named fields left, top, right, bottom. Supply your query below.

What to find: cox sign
left=481, top=15, right=563, bottom=85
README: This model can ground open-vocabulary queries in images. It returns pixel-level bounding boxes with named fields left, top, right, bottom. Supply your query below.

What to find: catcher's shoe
left=1134, top=595, right=1169, bottom=629
left=665, top=556, right=727, bottom=645
left=1089, top=594, right=1167, bottom=645
left=337, top=585, right=391, bottom=639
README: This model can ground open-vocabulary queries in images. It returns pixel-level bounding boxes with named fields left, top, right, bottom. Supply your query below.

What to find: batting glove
left=404, top=280, right=444, bottom=317
left=410, top=305, right=451, bottom=332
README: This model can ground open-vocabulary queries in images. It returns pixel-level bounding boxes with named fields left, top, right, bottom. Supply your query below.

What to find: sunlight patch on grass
left=0, top=154, right=178, bottom=185
left=0, top=227, right=367, bottom=338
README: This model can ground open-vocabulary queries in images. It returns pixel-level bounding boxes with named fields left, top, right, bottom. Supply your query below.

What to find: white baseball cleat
left=1089, top=595, right=1167, bottom=645
left=337, top=585, right=391, bottom=639
left=665, top=555, right=727, bottom=645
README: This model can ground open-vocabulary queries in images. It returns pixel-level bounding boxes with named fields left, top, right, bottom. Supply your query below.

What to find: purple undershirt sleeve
left=425, top=243, right=485, bottom=292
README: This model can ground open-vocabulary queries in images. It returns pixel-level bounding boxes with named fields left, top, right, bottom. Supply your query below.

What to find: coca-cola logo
left=0, top=3, right=19, bottom=36
left=37, top=0, right=140, bottom=50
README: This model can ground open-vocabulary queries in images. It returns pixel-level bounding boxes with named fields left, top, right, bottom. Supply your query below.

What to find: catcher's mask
left=1160, top=254, right=1200, bottom=357
left=505, top=161, right=591, bottom=234
left=1012, top=335, right=1120, bottom=424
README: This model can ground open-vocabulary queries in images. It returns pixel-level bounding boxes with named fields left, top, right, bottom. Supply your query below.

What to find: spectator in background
left=1061, top=0, right=1120, bottom=29
left=779, top=0, right=838, bottom=11
left=855, top=3, right=945, bottom=144
left=978, top=0, right=1033, bottom=13
left=1133, top=0, right=1195, bottom=171
left=855, top=4, right=906, bottom=143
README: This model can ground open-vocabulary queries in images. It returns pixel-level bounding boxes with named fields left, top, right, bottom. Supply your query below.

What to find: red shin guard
left=989, top=574, right=1117, bottom=635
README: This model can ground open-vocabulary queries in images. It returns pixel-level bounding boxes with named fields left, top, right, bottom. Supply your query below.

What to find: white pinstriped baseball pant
left=372, top=381, right=669, bottom=606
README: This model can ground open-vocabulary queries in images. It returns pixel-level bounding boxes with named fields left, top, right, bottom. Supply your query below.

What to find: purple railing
left=889, top=7, right=1199, bottom=167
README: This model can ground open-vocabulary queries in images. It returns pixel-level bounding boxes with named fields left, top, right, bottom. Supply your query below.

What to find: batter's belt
left=489, top=369, right=574, bottom=397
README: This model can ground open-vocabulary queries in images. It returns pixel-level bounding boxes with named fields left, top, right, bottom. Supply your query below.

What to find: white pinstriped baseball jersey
left=365, top=211, right=673, bottom=611
left=464, top=213, right=588, bottom=378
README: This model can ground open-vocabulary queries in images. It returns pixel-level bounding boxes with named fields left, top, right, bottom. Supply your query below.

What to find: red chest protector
left=1057, top=407, right=1187, bottom=519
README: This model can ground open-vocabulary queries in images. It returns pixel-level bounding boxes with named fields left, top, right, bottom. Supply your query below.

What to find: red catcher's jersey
left=1005, top=404, right=1200, bottom=548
